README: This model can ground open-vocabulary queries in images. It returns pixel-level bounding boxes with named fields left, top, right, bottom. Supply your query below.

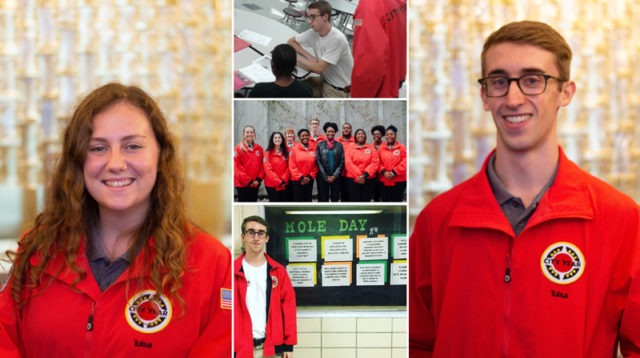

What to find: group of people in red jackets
left=234, top=119, right=406, bottom=202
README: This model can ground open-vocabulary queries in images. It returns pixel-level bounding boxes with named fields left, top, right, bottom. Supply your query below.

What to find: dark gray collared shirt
left=86, top=235, right=135, bottom=291
left=486, top=153, right=558, bottom=236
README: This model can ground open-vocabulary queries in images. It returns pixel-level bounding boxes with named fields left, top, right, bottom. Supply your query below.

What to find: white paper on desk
left=238, top=62, right=275, bottom=83
left=238, top=29, right=272, bottom=47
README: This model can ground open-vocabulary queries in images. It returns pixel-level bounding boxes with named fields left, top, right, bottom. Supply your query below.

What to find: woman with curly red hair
left=0, top=83, right=231, bottom=357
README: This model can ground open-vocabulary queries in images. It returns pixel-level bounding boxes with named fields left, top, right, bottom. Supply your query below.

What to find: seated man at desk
left=287, top=0, right=353, bottom=98
left=249, top=44, right=314, bottom=98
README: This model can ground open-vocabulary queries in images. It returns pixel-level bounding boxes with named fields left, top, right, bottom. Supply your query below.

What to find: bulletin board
left=265, top=205, right=407, bottom=307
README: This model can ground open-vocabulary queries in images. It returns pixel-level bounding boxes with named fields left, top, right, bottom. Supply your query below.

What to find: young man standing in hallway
left=235, top=216, right=297, bottom=358
left=288, top=1, right=353, bottom=98
left=409, top=21, right=640, bottom=356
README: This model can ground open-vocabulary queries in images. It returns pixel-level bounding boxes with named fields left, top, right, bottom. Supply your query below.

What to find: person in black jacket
left=315, top=121, right=344, bottom=202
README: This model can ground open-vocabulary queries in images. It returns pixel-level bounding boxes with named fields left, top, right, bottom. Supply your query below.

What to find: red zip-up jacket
left=288, top=143, right=318, bottom=181
left=378, top=142, right=406, bottom=186
left=234, top=142, right=265, bottom=187
left=263, top=149, right=290, bottom=191
left=308, top=133, right=326, bottom=152
left=0, top=231, right=232, bottom=357
left=234, top=254, right=297, bottom=358
left=409, top=148, right=640, bottom=357
left=337, top=136, right=355, bottom=150
left=351, top=0, right=407, bottom=98
left=344, top=143, right=379, bottom=181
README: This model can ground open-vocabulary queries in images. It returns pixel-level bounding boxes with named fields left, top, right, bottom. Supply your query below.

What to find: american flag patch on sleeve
left=220, top=288, right=232, bottom=310
left=353, top=18, right=363, bottom=27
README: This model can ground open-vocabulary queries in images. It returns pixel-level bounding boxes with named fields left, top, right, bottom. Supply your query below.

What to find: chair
left=282, top=7, right=304, bottom=27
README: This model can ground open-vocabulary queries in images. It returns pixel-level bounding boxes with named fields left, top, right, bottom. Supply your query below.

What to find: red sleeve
left=365, top=145, right=380, bottom=178
left=234, top=146, right=252, bottom=187
left=282, top=157, right=290, bottom=183
left=409, top=209, right=436, bottom=357
left=309, top=154, right=318, bottom=179
left=188, top=243, right=232, bottom=358
left=0, top=278, right=22, bottom=358
left=288, top=147, right=302, bottom=180
left=619, top=207, right=640, bottom=356
left=393, top=144, right=407, bottom=177
left=255, top=145, right=265, bottom=181
left=350, top=3, right=388, bottom=98
left=345, top=148, right=362, bottom=180
left=280, top=270, right=297, bottom=346
left=263, top=151, right=279, bottom=185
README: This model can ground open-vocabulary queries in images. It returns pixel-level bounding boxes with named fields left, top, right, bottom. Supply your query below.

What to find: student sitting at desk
left=248, top=44, right=313, bottom=98
left=287, top=1, right=353, bottom=98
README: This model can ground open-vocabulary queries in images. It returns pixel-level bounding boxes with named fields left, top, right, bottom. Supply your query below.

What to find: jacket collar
left=234, top=252, right=280, bottom=277
left=449, top=147, right=594, bottom=236
left=31, top=235, right=154, bottom=298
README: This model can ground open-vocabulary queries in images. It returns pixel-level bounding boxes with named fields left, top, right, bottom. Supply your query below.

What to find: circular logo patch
left=365, top=149, right=371, bottom=155
left=540, top=242, right=585, bottom=284
left=125, top=290, right=172, bottom=334
left=256, top=151, right=261, bottom=156
left=393, top=150, right=400, bottom=156
left=272, top=275, right=278, bottom=288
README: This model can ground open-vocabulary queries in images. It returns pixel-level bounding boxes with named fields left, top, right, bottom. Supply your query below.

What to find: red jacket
left=234, top=142, right=265, bottom=187
left=337, top=136, right=355, bottom=149
left=337, top=137, right=355, bottom=171
left=351, top=0, right=407, bottom=98
left=409, top=148, right=640, bottom=357
left=234, top=254, right=297, bottom=358
left=378, top=142, right=406, bottom=186
left=308, top=133, right=326, bottom=152
left=344, top=143, right=379, bottom=181
left=263, top=149, right=290, bottom=191
left=0, top=231, right=232, bottom=358
left=288, top=143, right=318, bottom=181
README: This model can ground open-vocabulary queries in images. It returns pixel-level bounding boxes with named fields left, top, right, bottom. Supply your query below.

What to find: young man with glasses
left=235, top=216, right=297, bottom=358
left=409, top=21, right=640, bottom=356
left=308, top=117, right=326, bottom=151
left=287, top=0, right=353, bottom=98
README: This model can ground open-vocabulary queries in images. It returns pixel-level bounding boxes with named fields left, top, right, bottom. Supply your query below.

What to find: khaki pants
left=321, top=81, right=348, bottom=98
left=302, top=76, right=349, bottom=98
left=254, top=344, right=284, bottom=358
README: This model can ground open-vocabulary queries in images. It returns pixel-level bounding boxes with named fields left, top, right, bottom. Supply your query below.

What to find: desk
left=234, top=9, right=301, bottom=56
left=327, top=0, right=358, bottom=33
left=234, top=9, right=311, bottom=92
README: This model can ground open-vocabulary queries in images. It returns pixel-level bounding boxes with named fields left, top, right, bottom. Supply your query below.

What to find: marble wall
left=0, top=1, right=231, bottom=239
left=234, top=100, right=408, bottom=148
left=409, top=0, right=640, bottom=217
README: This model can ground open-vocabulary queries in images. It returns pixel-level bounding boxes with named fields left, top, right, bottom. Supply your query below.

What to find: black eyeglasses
left=478, top=74, right=565, bottom=97
left=307, top=14, right=321, bottom=21
left=244, top=229, right=267, bottom=238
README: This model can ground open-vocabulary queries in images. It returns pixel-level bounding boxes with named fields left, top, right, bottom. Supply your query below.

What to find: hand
left=250, top=180, right=259, bottom=188
left=282, top=352, right=293, bottom=358
left=357, top=176, right=365, bottom=185
left=301, top=177, right=310, bottom=185
left=326, top=176, right=335, bottom=183
left=384, top=172, right=394, bottom=180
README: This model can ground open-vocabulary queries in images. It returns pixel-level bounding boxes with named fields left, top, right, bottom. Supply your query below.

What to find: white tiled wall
left=297, top=315, right=407, bottom=358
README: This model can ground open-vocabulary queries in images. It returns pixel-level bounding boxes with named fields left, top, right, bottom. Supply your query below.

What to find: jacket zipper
left=85, top=301, right=96, bottom=358
left=86, top=301, right=95, bottom=331
left=502, top=240, right=513, bottom=357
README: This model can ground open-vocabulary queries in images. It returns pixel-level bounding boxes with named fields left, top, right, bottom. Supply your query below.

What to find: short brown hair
left=481, top=21, right=572, bottom=81
left=308, top=0, right=332, bottom=17
left=242, top=215, right=269, bottom=234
